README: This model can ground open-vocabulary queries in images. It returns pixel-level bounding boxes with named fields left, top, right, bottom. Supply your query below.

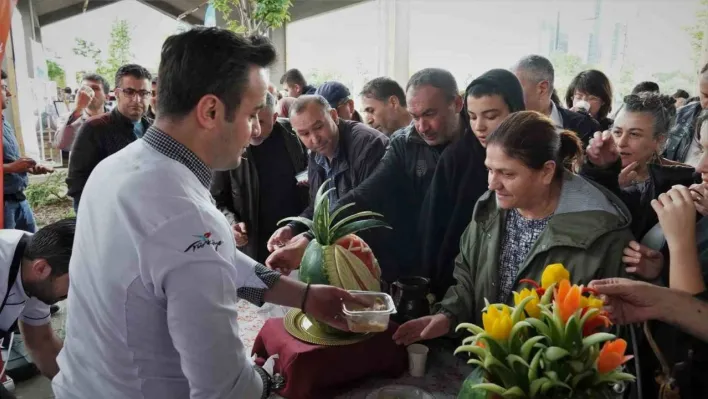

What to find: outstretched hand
left=392, top=314, right=450, bottom=346
left=588, top=278, right=664, bottom=324
left=586, top=130, right=619, bottom=168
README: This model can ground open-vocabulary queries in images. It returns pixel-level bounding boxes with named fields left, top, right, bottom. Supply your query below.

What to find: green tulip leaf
left=469, top=383, right=507, bottom=395
left=477, top=333, right=508, bottom=361
left=525, top=317, right=551, bottom=337
left=582, top=332, right=616, bottom=349
left=545, top=346, right=570, bottom=362
left=571, top=370, right=595, bottom=388
left=580, top=307, right=600, bottom=326
left=528, top=350, right=543, bottom=381
left=501, top=386, right=526, bottom=398
left=454, top=344, right=486, bottom=359
left=511, top=296, right=535, bottom=324
left=530, top=377, right=550, bottom=398
left=510, top=320, right=532, bottom=343
left=564, top=314, right=582, bottom=349
left=593, top=371, right=636, bottom=385
left=456, top=323, right=485, bottom=335
left=540, top=283, right=556, bottom=305
left=521, top=336, right=547, bottom=362
left=467, top=358, right=485, bottom=368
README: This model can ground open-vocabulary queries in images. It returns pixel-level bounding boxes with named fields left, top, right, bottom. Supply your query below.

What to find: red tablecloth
left=252, top=318, right=408, bottom=399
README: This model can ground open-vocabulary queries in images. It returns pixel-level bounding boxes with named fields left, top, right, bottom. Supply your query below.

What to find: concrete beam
left=37, top=0, right=120, bottom=26
left=289, top=0, right=367, bottom=22
left=137, top=1, right=204, bottom=25
left=269, top=27, right=286, bottom=85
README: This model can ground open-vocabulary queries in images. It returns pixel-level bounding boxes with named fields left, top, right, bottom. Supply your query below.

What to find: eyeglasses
left=118, top=88, right=152, bottom=99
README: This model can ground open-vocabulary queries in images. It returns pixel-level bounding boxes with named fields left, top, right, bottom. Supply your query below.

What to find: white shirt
left=0, top=230, right=51, bottom=331
left=53, top=129, right=271, bottom=399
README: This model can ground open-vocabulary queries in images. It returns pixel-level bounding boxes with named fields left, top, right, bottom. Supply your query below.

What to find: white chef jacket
left=53, top=127, right=279, bottom=399
left=0, top=230, right=51, bottom=331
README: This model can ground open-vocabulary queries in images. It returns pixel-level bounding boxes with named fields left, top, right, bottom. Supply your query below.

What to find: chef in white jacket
left=53, top=28, right=362, bottom=399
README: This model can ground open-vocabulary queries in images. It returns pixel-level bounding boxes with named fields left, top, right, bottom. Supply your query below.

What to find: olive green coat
left=435, top=173, right=633, bottom=327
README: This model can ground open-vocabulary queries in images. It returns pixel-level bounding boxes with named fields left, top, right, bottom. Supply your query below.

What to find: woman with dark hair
left=394, top=111, right=632, bottom=345
left=565, top=69, right=614, bottom=130
left=418, top=69, right=524, bottom=299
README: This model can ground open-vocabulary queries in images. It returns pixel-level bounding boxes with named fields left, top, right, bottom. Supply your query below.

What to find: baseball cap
left=315, top=81, right=351, bottom=108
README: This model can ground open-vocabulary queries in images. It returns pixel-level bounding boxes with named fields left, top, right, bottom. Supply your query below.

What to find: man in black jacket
left=664, top=62, right=708, bottom=164
left=512, top=55, right=600, bottom=144
left=67, top=64, right=153, bottom=211
left=266, top=68, right=468, bottom=282
left=211, top=92, right=308, bottom=263
left=267, top=95, right=388, bottom=248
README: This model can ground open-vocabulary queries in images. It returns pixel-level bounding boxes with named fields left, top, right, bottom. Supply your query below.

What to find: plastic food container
left=342, top=291, right=397, bottom=333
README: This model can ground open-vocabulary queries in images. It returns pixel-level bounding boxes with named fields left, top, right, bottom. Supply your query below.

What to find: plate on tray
left=365, top=385, right=434, bottom=399
left=284, top=309, right=372, bottom=346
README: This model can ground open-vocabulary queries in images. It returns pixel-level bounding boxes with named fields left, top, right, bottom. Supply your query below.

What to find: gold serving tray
left=284, top=309, right=373, bottom=346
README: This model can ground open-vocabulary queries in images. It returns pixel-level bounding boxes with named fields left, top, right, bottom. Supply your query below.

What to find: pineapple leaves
left=330, top=219, right=391, bottom=243
left=277, top=216, right=314, bottom=230
left=329, top=211, right=386, bottom=241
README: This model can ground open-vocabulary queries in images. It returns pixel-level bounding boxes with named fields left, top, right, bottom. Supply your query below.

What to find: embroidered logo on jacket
left=415, top=160, right=428, bottom=177
left=184, top=232, right=223, bottom=253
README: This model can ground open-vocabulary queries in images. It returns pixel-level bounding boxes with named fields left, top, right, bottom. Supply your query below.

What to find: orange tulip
left=582, top=310, right=611, bottom=336
left=555, top=279, right=582, bottom=322
left=597, top=339, right=634, bottom=374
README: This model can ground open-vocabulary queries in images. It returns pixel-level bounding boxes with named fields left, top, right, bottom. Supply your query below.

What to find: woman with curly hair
left=565, top=69, right=614, bottom=131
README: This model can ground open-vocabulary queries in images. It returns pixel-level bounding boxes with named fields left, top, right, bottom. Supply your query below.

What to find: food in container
left=342, top=291, right=396, bottom=333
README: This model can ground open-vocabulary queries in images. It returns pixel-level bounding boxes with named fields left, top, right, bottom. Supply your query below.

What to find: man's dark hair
left=279, top=68, right=307, bottom=87
left=622, top=92, right=676, bottom=140
left=24, top=218, right=76, bottom=277
left=83, top=73, right=110, bottom=94
left=673, top=89, right=690, bottom=99
left=631, top=81, right=660, bottom=95
left=1, top=70, right=6, bottom=80
left=114, top=64, right=152, bottom=90
left=564, top=69, right=613, bottom=120
left=406, top=68, right=459, bottom=102
left=513, top=55, right=555, bottom=88
left=360, top=77, right=406, bottom=106
left=289, top=94, right=332, bottom=117
left=158, top=28, right=276, bottom=121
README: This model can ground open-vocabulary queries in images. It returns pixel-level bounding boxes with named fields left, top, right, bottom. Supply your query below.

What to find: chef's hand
left=6, top=157, right=36, bottom=174
left=622, top=240, right=663, bottom=280
left=267, top=226, right=294, bottom=252
left=589, top=278, right=664, bottom=324
left=265, top=233, right=310, bottom=275
left=304, top=285, right=370, bottom=331
left=29, top=164, right=54, bottom=175
left=232, top=222, right=248, bottom=247
left=690, top=183, right=708, bottom=216
left=393, top=314, right=450, bottom=346
left=586, top=130, right=619, bottom=168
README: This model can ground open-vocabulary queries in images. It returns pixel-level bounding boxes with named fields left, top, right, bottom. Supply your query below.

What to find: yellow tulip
left=513, top=288, right=541, bottom=318
left=541, top=263, right=570, bottom=289
left=580, top=294, right=604, bottom=310
left=482, top=304, right=513, bottom=341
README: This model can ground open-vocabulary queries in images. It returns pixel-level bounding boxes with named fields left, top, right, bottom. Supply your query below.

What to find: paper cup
left=407, top=343, right=429, bottom=377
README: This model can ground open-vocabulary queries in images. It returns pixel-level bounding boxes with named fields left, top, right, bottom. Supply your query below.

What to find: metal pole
left=0, top=0, right=18, bottom=229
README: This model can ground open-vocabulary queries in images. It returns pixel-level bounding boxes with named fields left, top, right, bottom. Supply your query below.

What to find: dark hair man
left=511, top=55, right=600, bottom=143
left=147, top=75, right=158, bottom=119
left=267, top=94, right=388, bottom=247
left=66, top=64, right=153, bottom=211
left=53, top=73, right=111, bottom=165
left=53, top=28, right=364, bottom=399
left=632, top=81, right=660, bottom=95
left=314, top=81, right=363, bottom=122
left=664, top=63, right=708, bottom=163
left=267, top=68, right=468, bottom=282
left=0, top=218, right=75, bottom=393
left=673, top=89, right=690, bottom=109
left=279, top=68, right=316, bottom=98
left=360, top=77, right=412, bottom=135
left=2, top=70, right=53, bottom=232
left=211, top=91, right=308, bottom=263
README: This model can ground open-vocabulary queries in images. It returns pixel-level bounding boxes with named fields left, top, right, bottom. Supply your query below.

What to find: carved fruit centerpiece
left=279, top=180, right=390, bottom=332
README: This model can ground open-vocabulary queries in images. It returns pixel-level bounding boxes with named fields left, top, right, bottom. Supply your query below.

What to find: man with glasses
left=53, top=73, right=111, bottom=166
left=67, top=64, right=152, bottom=211
left=315, top=81, right=363, bottom=122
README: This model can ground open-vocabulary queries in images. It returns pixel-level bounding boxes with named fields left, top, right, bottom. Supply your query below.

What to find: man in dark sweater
left=266, top=68, right=469, bottom=282
left=267, top=95, right=389, bottom=248
left=512, top=55, right=600, bottom=144
left=211, top=92, right=308, bottom=263
left=67, top=64, right=153, bottom=211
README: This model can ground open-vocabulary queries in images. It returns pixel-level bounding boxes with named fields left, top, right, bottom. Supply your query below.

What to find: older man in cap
left=315, top=81, right=363, bottom=122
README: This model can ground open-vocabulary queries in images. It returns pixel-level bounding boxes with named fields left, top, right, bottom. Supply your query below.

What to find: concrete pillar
left=269, top=27, right=286, bottom=86
left=15, top=0, right=34, bottom=78
left=377, top=0, right=410, bottom=88
left=701, top=21, right=708, bottom=71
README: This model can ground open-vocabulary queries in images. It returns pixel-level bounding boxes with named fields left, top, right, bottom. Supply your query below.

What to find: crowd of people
left=1, top=25, right=708, bottom=398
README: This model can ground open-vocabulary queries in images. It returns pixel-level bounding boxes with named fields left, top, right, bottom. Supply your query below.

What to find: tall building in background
left=587, top=0, right=603, bottom=65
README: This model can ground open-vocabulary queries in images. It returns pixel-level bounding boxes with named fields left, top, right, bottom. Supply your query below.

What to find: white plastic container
left=342, top=291, right=397, bottom=333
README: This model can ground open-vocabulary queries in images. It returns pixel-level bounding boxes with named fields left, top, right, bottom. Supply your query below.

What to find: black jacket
left=579, top=159, right=698, bottom=239
left=664, top=102, right=703, bottom=163
left=331, top=116, right=465, bottom=281
left=211, top=120, right=308, bottom=260
left=290, top=119, right=389, bottom=225
left=558, top=106, right=602, bottom=145
left=67, top=108, right=152, bottom=206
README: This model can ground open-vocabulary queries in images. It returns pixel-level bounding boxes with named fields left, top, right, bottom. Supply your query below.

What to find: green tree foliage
left=72, top=19, right=134, bottom=85
left=684, top=0, right=708, bottom=71
left=211, top=0, right=293, bottom=35
left=47, top=60, right=66, bottom=88
left=549, top=52, right=590, bottom=100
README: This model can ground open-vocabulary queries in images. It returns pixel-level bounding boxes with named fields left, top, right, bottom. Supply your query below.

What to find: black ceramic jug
left=390, top=276, right=432, bottom=323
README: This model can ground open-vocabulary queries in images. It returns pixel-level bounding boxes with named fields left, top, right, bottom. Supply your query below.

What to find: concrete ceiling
left=35, top=0, right=366, bottom=28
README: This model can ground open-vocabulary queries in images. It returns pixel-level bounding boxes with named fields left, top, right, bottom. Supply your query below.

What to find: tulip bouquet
left=455, top=264, right=635, bottom=399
